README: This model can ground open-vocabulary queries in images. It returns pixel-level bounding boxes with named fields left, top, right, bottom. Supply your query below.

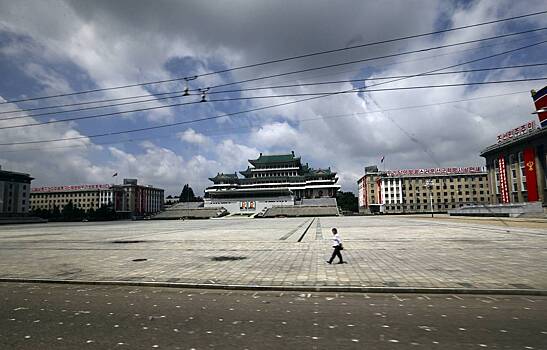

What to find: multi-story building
left=358, top=165, right=489, bottom=214
left=107, top=178, right=164, bottom=216
left=31, top=184, right=110, bottom=211
left=479, top=87, right=547, bottom=206
left=205, top=151, right=340, bottom=214
left=480, top=122, right=546, bottom=206
left=31, top=179, right=164, bottom=216
left=0, top=166, right=33, bottom=215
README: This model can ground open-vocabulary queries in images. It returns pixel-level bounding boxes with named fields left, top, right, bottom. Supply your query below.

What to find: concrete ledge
left=1, top=278, right=546, bottom=296
left=449, top=201, right=544, bottom=218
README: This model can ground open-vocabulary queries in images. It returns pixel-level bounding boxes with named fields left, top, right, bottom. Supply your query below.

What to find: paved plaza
left=0, top=216, right=546, bottom=291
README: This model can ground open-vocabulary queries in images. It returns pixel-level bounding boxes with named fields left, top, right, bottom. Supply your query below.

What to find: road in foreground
left=1, top=282, right=546, bottom=349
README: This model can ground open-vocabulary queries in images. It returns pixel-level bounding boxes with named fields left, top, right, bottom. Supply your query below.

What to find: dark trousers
left=328, top=246, right=344, bottom=263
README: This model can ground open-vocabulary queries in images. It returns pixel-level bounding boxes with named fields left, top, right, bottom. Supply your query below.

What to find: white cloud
left=1, top=0, right=546, bottom=194
left=177, top=128, right=211, bottom=145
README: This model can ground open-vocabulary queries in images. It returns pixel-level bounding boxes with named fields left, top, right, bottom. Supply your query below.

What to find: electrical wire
left=0, top=77, right=546, bottom=130
left=1, top=38, right=545, bottom=146
left=2, top=26, right=546, bottom=123
left=202, top=27, right=547, bottom=91
left=2, top=62, right=546, bottom=118
left=0, top=9, right=545, bottom=105
left=0, top=89, right=532, bottom=153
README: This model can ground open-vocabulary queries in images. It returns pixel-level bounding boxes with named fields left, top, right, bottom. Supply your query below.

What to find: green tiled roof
left=249, top=153, right=300, bottom=165
left=208, top=172, right=239, bottom=182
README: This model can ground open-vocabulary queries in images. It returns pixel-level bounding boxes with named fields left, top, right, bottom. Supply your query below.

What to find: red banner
left=523, top=148, right=539, bottom=202
left=376, top=178, right=382, bottom=204
left=498, top=156, right=510, bottom=204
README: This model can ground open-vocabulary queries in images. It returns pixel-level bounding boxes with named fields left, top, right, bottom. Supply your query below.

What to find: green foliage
left=336, top=191, right=359, bottom=212
left=31, top=201, right=116, bottom=221
left=179, top=184, right=201, bottom=202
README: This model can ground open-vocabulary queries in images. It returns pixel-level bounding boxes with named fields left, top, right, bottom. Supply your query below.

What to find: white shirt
left=332, top=233, right=342, bottom=247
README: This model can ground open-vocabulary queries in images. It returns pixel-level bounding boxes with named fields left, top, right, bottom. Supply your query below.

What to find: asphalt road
left=1, top=283, right=546, bottom=349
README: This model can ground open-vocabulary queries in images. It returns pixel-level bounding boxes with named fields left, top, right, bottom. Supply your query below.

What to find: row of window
left=32, top=198, right=100, bottom=204
left=494, top=151, right=528, bottom=195
left=385, top=204, right=468, bottom=210
left=4, top=183, right=27, bottom=189
left=32, top=202, right=95, bottom=209
left=380, top=183, right=485, bottom=190
left=31, top=192, right=99, bottom=198
left=252, top=172, right=298, bottom=178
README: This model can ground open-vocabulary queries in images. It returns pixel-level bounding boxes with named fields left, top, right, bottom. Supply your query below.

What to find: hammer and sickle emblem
left=526, top=161, right=534, bottom=172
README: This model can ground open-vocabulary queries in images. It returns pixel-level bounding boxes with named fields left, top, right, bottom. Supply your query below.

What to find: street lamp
left=424, top=179, right=434, bottom=218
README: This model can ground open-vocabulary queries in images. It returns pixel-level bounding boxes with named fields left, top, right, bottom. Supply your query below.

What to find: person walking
left=327, top=227, right=346, bottom=264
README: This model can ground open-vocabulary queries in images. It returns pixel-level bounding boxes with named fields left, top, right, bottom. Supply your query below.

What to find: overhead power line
left=202, top=27, right=547, bottom=91
left=1, top=38, right=545, bottom=146
left=0, top=9, right=546, bottom=105
left=0, top=77, right=545, bottom=130
left=2, top=62, right=545, bottom=119
left=2, top=26, right=546, bottom=122
left=0, top=89, right=532, bottom=153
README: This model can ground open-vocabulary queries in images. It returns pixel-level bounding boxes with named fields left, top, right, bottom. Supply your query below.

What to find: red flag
left=532, top=86, right=547, bottom=128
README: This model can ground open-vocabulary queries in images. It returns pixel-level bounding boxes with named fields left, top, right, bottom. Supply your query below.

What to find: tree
left=88, top=204, right=116, bottom=221
left=179, top=184, right=198, bottom=202
left=336, top=191, right=359, bottom=213
left=61, top=201, right=85, bottom=221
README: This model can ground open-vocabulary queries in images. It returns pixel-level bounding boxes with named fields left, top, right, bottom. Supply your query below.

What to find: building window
left=517, top=151, right=527, bottom=192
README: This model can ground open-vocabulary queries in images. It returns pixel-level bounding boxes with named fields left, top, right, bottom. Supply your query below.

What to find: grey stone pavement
left=0, top=216, right=546, bottom=291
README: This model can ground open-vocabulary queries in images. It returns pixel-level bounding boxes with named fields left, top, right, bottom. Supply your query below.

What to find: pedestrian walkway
left=0, top=216, right=546, bottom=291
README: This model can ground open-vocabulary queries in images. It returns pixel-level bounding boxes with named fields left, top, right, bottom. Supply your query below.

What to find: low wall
left=152, top=208, right=227, bottom=220
left=261, top=206, right=339, bottom=218
left=448, top=201, right=544, bottom=218
left=0, top=216, right=47, bottom=225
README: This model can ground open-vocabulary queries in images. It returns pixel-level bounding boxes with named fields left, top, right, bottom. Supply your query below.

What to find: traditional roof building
left=205, top=152, right=340, bottom=214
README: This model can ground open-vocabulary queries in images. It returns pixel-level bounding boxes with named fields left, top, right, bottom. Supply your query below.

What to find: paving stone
left=0, top=216, right=546, bottom=290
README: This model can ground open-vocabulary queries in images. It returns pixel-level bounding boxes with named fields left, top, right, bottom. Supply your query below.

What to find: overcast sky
left=1, top=0, right=546, bottom=195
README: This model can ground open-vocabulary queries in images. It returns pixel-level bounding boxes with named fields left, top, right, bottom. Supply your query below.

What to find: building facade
left=479, top=86, right=547, bottom=207
left=0, top=166, right=33, bottom=215
left=480, top=124, right=546, bottom=206
left=205, top=152, right=340, bottom=214
left=31, top=179, right=164, bottom=215
left=358, top=165, right=489, bottom=214
left=31, top=184, right=111, bottom=212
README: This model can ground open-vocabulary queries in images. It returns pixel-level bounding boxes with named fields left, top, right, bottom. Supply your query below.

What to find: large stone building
left=31, top=178, right=164, bottom=216
left=358, top=165, right=489, bottom=214
left=479, top=87, right=547, bottom=207
left=205, top=152, right=340, bottom=214
left=0, top=166, right=33, bottom=215
left=480, top=121, right=546, bottom=206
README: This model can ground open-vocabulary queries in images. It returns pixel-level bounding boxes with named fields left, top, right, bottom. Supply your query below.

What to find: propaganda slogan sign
left=386, top=167, right=483, bottom=177
left=31, top=184, right=111, bottom=192
left=497, top=120, right=537, bottom=144
left=498, top=156, right=510, bottom=204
